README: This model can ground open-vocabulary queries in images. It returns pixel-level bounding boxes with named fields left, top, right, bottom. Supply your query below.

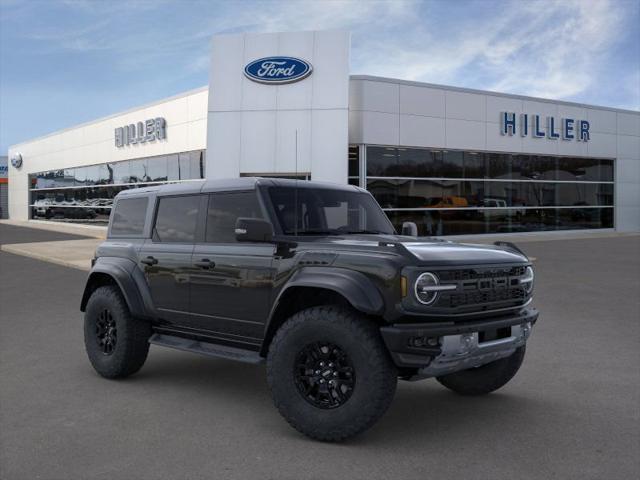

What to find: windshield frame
left=259, top=184, right=397, bottom=237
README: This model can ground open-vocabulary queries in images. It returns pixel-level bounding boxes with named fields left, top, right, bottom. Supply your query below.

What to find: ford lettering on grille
left=244, top=56, right=312, bottom=84
left=435, top=266, right=529, bottom=309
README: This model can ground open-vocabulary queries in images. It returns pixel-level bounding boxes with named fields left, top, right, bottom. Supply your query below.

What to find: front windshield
left=267, top=186, right=396, bottom=236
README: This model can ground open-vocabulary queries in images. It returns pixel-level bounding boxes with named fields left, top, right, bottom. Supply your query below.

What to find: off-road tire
left=267, top=305, right=397, bottom=442
left=436, top=346, right=526, bottom=395
left=84, top=286, right=151, bottom=379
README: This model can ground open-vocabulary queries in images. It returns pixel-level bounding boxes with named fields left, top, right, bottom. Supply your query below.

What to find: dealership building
left=7, top=30, right=640, bottom=236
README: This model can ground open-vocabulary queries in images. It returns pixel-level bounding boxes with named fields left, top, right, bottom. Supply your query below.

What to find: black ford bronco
left=81, top=177, right=538, bottom=441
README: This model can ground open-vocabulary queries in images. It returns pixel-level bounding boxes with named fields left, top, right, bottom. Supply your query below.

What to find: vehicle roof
left=115, top=177, right=365, bottom=199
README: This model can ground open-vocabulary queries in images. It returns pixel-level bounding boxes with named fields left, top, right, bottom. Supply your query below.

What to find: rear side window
left=206, top=192, right=263, bottom=243
left=110, top=197, right=148, bottom=236
left=154, top=195, right=200, bottom=243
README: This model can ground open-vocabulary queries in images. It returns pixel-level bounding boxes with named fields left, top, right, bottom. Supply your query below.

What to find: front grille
left=433, top=266, right=529, bottom=310
left=437, top=266, right=526, bottom=282
left=447, top=287, right=526, bottom=308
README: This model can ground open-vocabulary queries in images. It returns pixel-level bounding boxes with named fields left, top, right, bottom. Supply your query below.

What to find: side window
left=154, top=195, right=200, bottom=243
left=206, top=191, right=263, bottom=243
left=110, top=197, right=148, bottom=236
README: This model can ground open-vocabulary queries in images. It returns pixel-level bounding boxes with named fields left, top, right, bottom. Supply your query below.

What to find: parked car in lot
left=81, top=178, right=538, bottom=441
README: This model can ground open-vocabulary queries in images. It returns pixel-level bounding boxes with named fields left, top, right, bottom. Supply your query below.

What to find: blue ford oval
left=244, top=56, right=312, bottom=84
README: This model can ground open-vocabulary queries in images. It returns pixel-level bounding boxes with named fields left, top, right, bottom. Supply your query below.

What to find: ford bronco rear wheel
left=84, top=286, right=151, bottom=379
left=267, top=305, right=397, bottom=442
left=436, top=346, right=526, bottom=395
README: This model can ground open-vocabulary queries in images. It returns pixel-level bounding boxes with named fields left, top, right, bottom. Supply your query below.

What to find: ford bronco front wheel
left=266, top=305, right=397, bottom=442
left=84, top=285, right=151, bottom=379
left=436, top=346, right=526, bottom=396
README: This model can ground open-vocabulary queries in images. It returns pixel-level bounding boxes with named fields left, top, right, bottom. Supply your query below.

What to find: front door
left=188, top=191, right=275, bottom=346
left=138, top=194, right=202, bottom=325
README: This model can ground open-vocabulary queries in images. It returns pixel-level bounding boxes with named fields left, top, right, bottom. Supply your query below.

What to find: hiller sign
left=500, top=112, right=590, bottom=141
left=115, top=117, right=166, bottom=148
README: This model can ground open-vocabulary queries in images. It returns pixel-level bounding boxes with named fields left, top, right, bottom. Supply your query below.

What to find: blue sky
left=1, top=0, right=639, bottom=153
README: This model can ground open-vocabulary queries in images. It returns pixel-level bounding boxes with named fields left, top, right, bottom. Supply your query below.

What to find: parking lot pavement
left=0, top=222, right=91, bottom=244
left=0, top=223, right=100, bottom=271
left=0, top=234, right=638, bottom=480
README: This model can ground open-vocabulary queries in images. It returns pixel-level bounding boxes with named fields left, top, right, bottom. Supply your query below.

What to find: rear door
left=138, top=194, right=203, bottom=325
left=188, top=190, right=276, bottom=345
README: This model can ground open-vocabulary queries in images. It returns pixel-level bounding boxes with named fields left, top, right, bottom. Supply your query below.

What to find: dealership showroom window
left=27, top=145, right=615, bottom=235
left=360, top=146, right=613, bottom=235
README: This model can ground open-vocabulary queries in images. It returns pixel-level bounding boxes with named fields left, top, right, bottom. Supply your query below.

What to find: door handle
left=141, top=256, right=158, bottom=266
left=194, top=258, right=215, bottom=269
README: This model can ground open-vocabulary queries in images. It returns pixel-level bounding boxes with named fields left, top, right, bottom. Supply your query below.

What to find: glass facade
left=362, top=146, right=614, bottom=235
left=29, top=150, right=205, bottom=224
left=28, top=143, right=615, bottom=235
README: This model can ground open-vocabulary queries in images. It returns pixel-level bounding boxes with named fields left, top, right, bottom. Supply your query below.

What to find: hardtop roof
left=115, top=177, right=364, bottom=200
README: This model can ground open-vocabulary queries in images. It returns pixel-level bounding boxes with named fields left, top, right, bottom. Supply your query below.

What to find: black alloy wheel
left=267, top=305, right=398, bottom=441
left=294, top=342, right=356, bottom=409
left=84, top=286, right=151, bottom=378
left=95, top=308, right=117, bottom=355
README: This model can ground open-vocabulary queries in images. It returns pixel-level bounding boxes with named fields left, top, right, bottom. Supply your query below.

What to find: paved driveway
left=0, top=223, right=90, bottom=244
left=0, top=225, right=638, bottom=480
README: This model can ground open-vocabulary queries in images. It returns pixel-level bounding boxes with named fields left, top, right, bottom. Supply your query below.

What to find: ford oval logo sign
left=244, top=56, right=312, bottom=84
left=10, top=152, right=23, bottom=169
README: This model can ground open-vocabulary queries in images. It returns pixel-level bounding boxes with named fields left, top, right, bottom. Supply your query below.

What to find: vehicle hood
left=297, top=234, right=529, bottom=265
left=400, top=241, right=528, bottom=264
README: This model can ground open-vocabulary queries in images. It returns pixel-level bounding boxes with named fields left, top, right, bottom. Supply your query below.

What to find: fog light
left=458, top=334, right=474, bottom=355
left=408, top=336, right=440, bottom=348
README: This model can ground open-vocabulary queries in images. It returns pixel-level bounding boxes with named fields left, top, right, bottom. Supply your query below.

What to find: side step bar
left=149, top=333, right=264, bottom=364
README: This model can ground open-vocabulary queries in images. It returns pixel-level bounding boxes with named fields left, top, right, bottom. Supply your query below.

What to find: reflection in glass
left=463, top=152, right=485, bottom=178
left=130, top=158, right=149, bottom=182
left=385, top=207, right=612, bottom=236
left=53, top=170, right=66, bottom=188
left=365, top=146, right=615, bottom=235
left=111, top=161, right=130, bottom=184
left=83, top=165, right=100, bottom=186
left=348, top=146, right=359, bottom=177
left=147, top=156, right=168, bottom=182
left=62, top=169, right=76, bottom=187
left=98, top=163, right=113, bottom=185
left=600, top=159, right=614, bottom=182
left=27, top=150, right=205, bottom=225
left=167, top=154, right=180, bottom=181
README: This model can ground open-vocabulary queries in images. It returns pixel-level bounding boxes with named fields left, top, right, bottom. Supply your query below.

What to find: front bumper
left=380, top=307, right=538, bottom=379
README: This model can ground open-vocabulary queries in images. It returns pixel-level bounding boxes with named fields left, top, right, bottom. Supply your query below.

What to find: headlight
left=414, top=272, right=455, bottom=305
left=521, top=266, right=534, bottom=294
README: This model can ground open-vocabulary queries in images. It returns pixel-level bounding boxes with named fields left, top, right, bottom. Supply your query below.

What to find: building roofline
left=10, top=75, right=639, bottom=151
left=349, top=75, right=640, bottom=115
left=9, top=86, right=209, bottom=150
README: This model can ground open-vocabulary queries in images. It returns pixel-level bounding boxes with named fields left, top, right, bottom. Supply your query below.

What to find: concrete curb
left=1, top=242, right=95, bottom=272
left=0, top=219, right=107, bottom=239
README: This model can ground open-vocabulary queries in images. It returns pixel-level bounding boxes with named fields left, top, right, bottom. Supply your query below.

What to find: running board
left=149, top=333, right=264, bottom=364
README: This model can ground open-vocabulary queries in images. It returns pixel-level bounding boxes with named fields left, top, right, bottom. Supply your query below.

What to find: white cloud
left=343, top=0, right=628, bottom=103
left=6, top=0, right=638, bottom=107
left=485, top=0, right=625, bottom=99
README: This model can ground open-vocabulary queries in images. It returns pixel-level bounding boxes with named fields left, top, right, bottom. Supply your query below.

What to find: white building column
left=206, top=30, right=350, bottom=184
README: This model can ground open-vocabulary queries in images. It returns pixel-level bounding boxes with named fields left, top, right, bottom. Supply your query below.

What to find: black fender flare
left=279, top=267, right=384, bottom=315
left=262, top=267, right=385, bottom=351
left=80, top=257, right=154, bottom=319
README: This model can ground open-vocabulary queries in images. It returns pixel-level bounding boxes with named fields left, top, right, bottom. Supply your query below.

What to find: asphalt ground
left=0, top=223, right=90, bottom=244
left=0, top=224, right=638, bottom=480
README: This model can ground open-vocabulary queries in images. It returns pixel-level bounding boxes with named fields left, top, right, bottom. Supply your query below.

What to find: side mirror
left=235, top=217, right=274, bottom=242
left=401, top=221, right=418, bottom=236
